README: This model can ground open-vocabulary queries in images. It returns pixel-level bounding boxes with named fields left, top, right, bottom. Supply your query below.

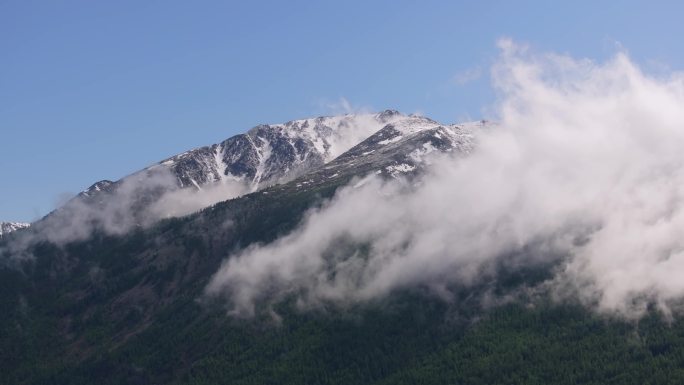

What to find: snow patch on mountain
left=0, top=222, right=30, bottom=237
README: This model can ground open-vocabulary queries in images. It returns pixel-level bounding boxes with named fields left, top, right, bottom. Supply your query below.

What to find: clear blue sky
left=2, top=0, right=684, bottom=222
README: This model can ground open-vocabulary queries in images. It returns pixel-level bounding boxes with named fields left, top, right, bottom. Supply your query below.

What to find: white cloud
left=12, top=167, right=249, bottom=248
left=208, top=39, right=684, bottom=319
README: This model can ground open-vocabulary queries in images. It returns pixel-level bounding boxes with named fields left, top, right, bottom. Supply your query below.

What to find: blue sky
left=2, top=0, right=684, bottom=222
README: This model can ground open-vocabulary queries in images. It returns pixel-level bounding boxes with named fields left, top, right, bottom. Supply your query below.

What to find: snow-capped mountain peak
left=257, top=110, right=406, bottom=162
left=54, top=111, right=489, bottom=227
left=143, top=110, right=409, bottom=192
left=0, top=221, right=30, bottom=237
left=21, top=110, right=492, bottom=244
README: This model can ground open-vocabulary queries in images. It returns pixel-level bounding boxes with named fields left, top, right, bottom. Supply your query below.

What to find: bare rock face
left=146, top=110, right=408, bottom=192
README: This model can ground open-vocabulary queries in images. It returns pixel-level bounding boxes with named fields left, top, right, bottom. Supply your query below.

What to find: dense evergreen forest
left=2, top=177, right=684, bottom=384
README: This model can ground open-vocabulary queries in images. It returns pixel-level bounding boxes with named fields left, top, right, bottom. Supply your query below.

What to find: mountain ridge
left=85, top=109, right=408, bottom=197
left=36, top=111, right=487, bottom=235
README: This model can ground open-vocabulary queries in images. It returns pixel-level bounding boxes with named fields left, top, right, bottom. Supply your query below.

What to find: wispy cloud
left=452, top=66, right=482, bottom=86
left=316, top=97, right=373, bottom=116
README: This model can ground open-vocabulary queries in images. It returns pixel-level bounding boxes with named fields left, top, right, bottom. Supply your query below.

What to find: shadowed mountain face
left=95, top=112, right=485, bottom=198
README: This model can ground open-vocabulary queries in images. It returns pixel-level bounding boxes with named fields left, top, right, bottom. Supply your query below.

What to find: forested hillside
left=2, top=173, right=684, bottom=385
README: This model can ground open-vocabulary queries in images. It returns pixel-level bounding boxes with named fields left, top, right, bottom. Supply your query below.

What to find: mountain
left=37, top=111, right=485, bottom=240
left=78, top=110, right=408, bottom=202
left=3, top=111, right=682, bottom=385
left=0, top=222, right=30, bottom=237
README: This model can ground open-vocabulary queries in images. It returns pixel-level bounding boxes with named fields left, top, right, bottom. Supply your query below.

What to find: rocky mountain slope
left=79, top=110, right=408, bottom=201
left=41, top=111, right=487, bottom=236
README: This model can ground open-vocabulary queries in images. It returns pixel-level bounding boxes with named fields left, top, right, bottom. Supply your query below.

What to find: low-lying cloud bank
left=4, top=168, right=248, bottom=251
left=207, top=39, right=684, bottom=319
